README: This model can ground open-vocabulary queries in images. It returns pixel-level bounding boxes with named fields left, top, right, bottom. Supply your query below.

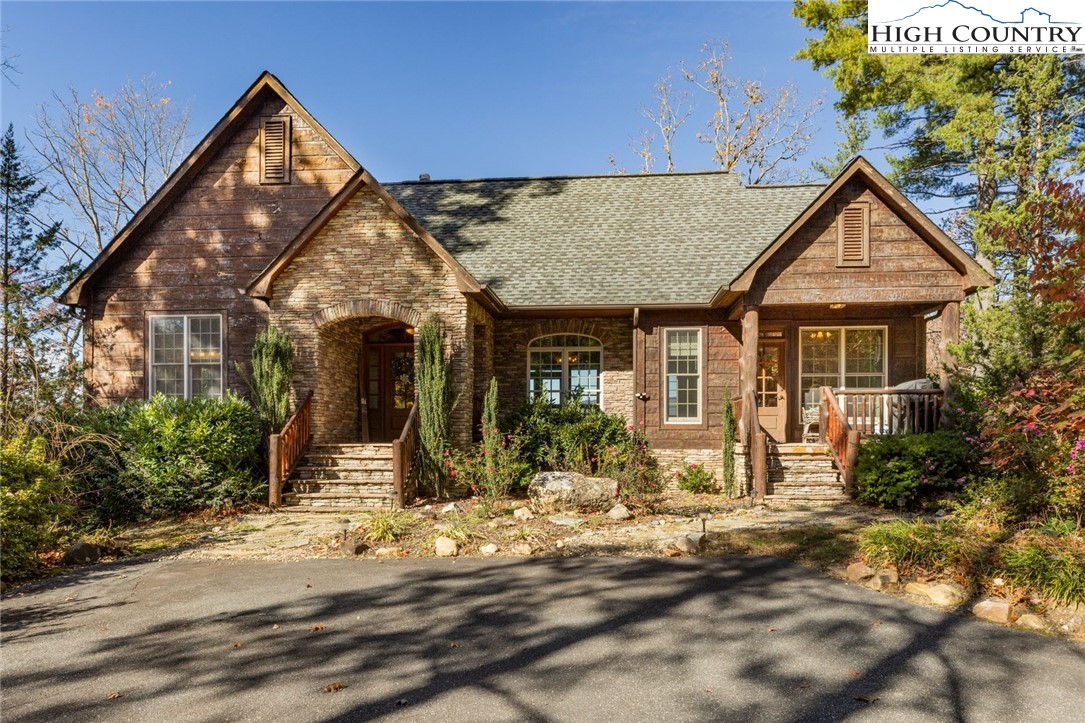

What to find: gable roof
left=384, top=172, right=825, bottom=307
left=724, top=156, right=995, bottom=299
left=60, top=71, right=359, bottom=307
left=246, top=169, right=485, bottom=301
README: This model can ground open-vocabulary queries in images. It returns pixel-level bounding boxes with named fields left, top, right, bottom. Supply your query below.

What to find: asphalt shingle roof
left=385, top=172, right=825, bottom=307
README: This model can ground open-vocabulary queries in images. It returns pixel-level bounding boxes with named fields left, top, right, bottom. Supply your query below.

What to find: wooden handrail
left=833, top=387, right=944, bottom=436
left=268, top=390, right=313, bottom=507
left=821, top=386, right=859, bottom=492
left=392, top=403, right=419, bottom=509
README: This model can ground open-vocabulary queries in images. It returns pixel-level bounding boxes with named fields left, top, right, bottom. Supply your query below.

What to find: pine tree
left=1, top=124, right=68, bottom=434
left=241, top=325, right=294, bottom=433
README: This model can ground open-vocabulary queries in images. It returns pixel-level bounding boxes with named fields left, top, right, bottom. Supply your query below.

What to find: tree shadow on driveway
left=2, top=556, right=1083, bottom=722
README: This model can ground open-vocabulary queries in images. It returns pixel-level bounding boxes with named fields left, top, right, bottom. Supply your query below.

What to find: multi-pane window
left=149, top=315, right=223, bottom=399
left=800, top=327, right=886, bottom=404
left=664, top=328, right=702, bottom=423
left=527, top=334, right=602, bottom=405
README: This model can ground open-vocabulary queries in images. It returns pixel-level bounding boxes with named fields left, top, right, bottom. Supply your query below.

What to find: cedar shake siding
left=83, top=93, right=354, bottom=404
left=266, top=184, right=474, bottom=446
left=747, top=179, right=964, bottom=307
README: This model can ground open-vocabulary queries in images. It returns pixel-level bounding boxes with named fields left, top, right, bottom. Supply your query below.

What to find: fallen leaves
left=767, top=627, right=777, bottom=633
left=309, top=624, right=326, bottom=632
left=233, top=642, right=243, bottom=649
left=107, top=691, right=123, bottom=700
left=323, top=682, right=345, bottom=693
left=396, top=699, right=409, bottom=706
left=448, top=643, right=460, bottom=649
left=854, top=695, right=879, bottom=704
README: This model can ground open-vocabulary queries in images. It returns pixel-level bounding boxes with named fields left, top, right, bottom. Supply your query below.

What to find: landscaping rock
left=511, top=542, right=533, bottom=556
left=416, top=506, right=437, bottom=519
left=375, top=547, right=404, bottom=558
left=905, top=582, right=931, bottom=597
left=973, top=599, right=1013, bottom=624
left=673, top=534, right=703, bottom=555
left=926, top=583, right=967, bottom=607
left=339, top=537, right=367, bottom=556
left=607, top=503, right=632, bottom=521
left=528, top=471, right=618, bottom=514
left=480, top=543, right=499, bottom=555
left=548, top=515, right=585, bottom=527
left=513, top=507, right=534, bottom=521
left=866, top=569, right=899, bottom=591
left=1015, top=614, right=1048, bottom=632
left=846, top=562, right=875, bottom=582
left=440, top=503, right=462, bottom=515
left=434, top=536, right=460, bottom=557
left=62, top=542, right=101, bottom=566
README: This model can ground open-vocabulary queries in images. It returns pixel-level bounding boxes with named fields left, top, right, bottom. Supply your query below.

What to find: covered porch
left=736, top=300, right=959, bottom=498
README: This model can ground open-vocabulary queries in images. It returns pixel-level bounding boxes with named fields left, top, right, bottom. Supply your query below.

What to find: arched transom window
left=528, top=334, right=603, bottom=406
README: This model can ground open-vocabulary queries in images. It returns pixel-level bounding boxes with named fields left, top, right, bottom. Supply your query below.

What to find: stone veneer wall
left=653, top=447, right=729, bottom=493
left=492, top=317, right=634, bottom=422
left=268, top=184, right=473, bottom=446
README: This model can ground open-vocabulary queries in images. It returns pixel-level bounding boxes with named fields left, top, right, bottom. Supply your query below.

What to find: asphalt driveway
left=2, top=556, right=1084, bottom=722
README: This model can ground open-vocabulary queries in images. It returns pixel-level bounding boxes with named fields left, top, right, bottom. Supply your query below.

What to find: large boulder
left=62, top=542, right=101, bottom=566
left=528, top=472, right=617, bottom=514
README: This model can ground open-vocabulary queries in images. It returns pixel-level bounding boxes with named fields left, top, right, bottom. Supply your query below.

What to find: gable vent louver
left=836, top=202, right=869, bottom=267
left=261, top=116, right=292, bottom=184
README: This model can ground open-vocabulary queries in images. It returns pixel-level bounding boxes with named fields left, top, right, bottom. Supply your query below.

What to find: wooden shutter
left=260, top=116, right=291, bottom=184
left=836, top=202, right=869, bottom=267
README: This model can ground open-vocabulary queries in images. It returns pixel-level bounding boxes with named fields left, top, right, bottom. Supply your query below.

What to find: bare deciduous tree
left=32, top=75, right=190, bottom=263
left=641, top=72, right=693, bottom=173
left=682, top=40, right=822, bottom=184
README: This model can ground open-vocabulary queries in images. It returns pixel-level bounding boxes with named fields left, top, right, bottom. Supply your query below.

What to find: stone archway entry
left=362, top=326, right=416, bottom=443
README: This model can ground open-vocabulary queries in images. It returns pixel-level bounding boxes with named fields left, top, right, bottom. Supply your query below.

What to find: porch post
left=268, top=433, right=282, bottom=507
left=939, top=301, right=960, bottom=427
left=740, top=305, right=766, bottom=499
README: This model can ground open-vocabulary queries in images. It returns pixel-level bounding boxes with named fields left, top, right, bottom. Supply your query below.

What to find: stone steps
left=740, top=442, right=847, bottom=502
left=282, top=442, right=397, bottom=510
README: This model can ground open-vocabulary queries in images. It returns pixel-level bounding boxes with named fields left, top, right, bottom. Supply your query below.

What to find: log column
left=939, top=301, right=960, bottom=428
left=740, top=306, right=766, bottom=499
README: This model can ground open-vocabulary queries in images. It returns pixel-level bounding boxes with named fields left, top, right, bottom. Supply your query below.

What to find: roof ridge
left=387, top=169, right=740, bottom=185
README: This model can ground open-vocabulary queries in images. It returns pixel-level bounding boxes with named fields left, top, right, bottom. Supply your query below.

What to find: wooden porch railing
left=820, top=386, right=859, bottom=492
left=268, top=390, right=313, bottom=507
left=835, top=388, right=944, bottom=436
left=392, top=403, right=419, bottom=509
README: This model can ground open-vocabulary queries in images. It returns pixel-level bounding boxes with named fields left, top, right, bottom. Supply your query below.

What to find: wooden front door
left=756, top=341, right=787, bottom=443
left=365, top=343, right=415, bottom=442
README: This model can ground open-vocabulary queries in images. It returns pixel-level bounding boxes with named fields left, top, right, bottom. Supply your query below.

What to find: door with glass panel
left=756, top=340, right=787, bottom=442
left=364, top=327, right=416, bottom=442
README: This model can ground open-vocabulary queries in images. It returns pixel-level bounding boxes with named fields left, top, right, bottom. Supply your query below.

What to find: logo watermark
left=867, top=0, right=1085, bottom=54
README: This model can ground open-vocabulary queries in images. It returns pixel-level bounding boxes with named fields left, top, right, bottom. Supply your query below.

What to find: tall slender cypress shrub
left=721, top=388, right=737, bottom=497
left=240, top=325, right=294, bottom=434
left=416, top=316, right=456, bottom=498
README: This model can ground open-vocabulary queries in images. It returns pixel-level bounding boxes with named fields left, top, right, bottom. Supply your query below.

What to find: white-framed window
left=664, top=327, right=703, bottom=424
left=799, top=326, right=887, bottom=404
left=527, top=334, right=602, bottom=406
left=149, top=314, right=224, bottom=399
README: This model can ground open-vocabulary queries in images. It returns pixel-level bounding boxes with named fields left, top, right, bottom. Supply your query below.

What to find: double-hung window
left=527, top=334, right=602, bottom=406
left=664, top=328, right=702, bottom=424
left=149, top=314, right=224, bottom=399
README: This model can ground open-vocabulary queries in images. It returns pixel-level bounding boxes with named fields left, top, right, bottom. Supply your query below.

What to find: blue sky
left=2, top=1, right=855, bottom=184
